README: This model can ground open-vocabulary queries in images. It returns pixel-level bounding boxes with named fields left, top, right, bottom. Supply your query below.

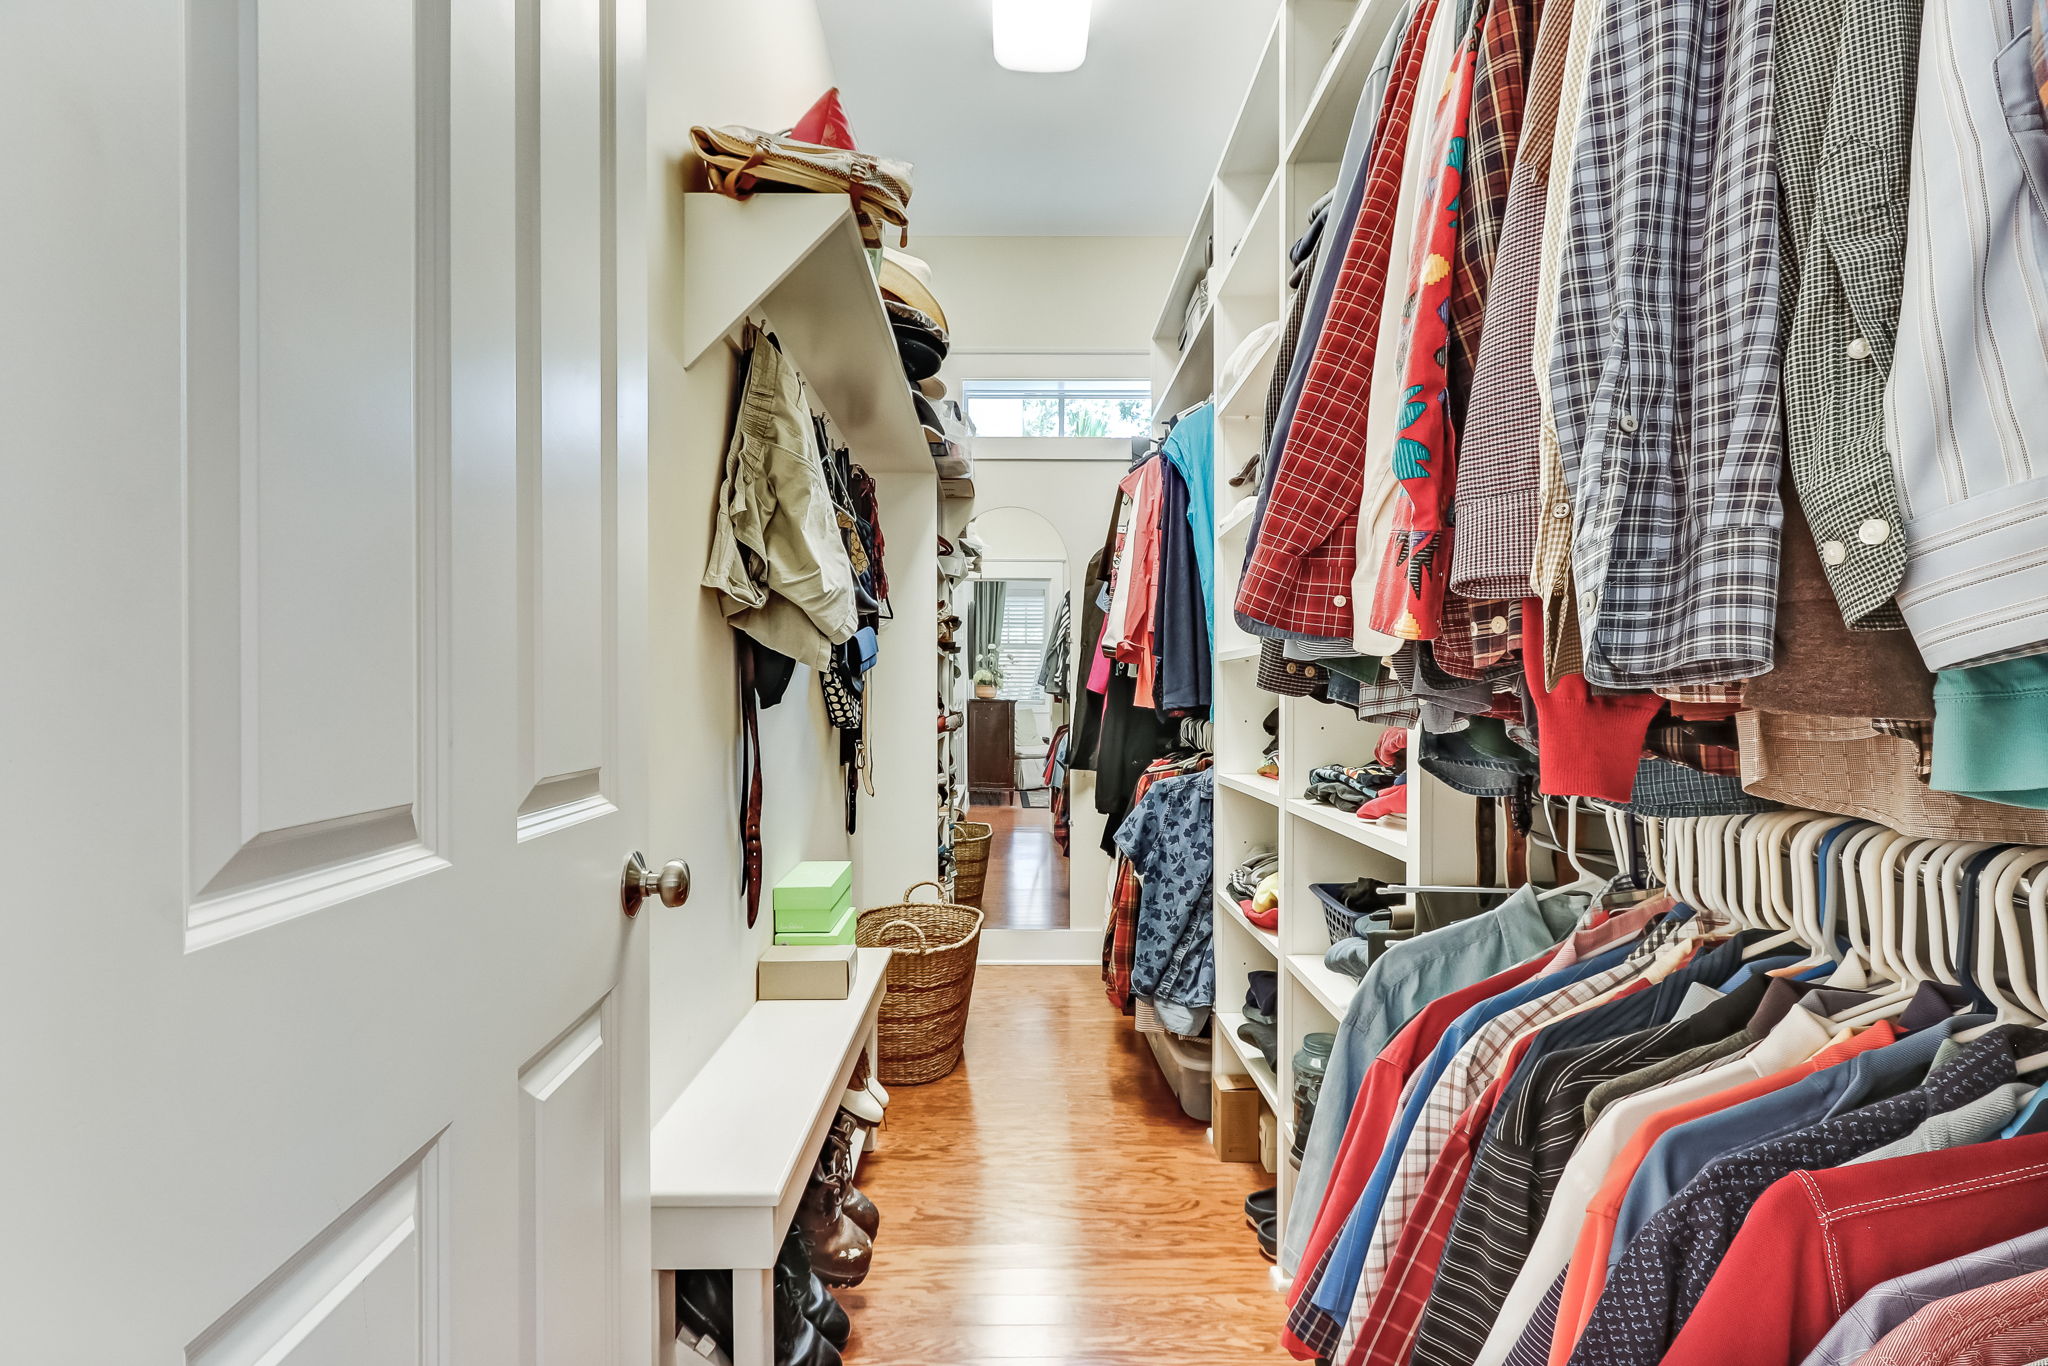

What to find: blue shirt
left=1160, top=401, right=1216, bottom=621
left=1113, top=770, right=1215, bottom=1026
left=1280, top=883, right=1587, bottom=1270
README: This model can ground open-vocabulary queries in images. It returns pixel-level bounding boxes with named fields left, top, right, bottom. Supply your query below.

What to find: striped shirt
left=1884, top=0, right=2048, bottom=668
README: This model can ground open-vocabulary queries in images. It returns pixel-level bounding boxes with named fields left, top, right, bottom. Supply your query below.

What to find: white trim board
left=977, top=928, right=1100, bottom=965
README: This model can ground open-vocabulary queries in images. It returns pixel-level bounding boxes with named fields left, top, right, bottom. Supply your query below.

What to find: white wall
left=646, top=0, right=847, bottom=1113
left=914, top=236, right=1180, bottom=358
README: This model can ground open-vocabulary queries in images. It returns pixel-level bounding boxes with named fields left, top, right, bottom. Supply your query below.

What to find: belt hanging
left=738, top=638, right=764, bottom=928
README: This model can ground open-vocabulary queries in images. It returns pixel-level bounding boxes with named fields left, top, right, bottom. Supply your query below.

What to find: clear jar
left=1289, top=1032, right=1335, bottom=1162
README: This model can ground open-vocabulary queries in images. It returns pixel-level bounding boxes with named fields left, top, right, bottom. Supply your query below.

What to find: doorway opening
left=960, top=508, right=1073, bottom=931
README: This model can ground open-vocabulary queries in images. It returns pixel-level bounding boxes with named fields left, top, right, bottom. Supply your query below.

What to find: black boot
left=673, top=1267, right=844, bottom=1366
left=780, top=1228, right=852, bottom=1349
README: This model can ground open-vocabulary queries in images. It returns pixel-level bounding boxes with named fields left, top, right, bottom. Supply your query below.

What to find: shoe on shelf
left=779, top=1228, right=852, bottom=1351
left=1256, top=1213, right=1278, bottom=1263
left=839, top=1086, right=884, bottom=1125
left=824, top=1114, right=881, bottom=1240
left=866, top=1077, right=890, bottom=1110
left=674, top=1264, right=843, bottom=1366
left=795, top=1148, right=873, bottom=1286
left=1243, top=1187, right=1277, bottom=1229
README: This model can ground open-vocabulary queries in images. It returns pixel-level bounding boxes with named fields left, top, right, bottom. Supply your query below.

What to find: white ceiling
left=814, top=0, right=1280, bottom=237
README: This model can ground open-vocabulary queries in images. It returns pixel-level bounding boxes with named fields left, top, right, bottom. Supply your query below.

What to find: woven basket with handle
left=856, top=883, right=984, bottom=1085
left=948, top=821, right=993, bottom=907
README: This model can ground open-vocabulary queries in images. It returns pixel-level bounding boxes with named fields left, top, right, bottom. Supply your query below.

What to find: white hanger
left=1977, top=847, right=2048, bottom=1023
left=1550, top=796, right=1609, bottom=898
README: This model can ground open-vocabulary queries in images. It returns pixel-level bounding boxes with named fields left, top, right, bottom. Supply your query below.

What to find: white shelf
left=1286, top=0, right=1401, bottom=166
left=1217, top=1012, right=1282, bottom=1109
left=651, top=946, right=892, bottom=1268
left=1218, top=643, right=1260, bottom=663
left=1213, top=169, right=1284, bottom=304
left=677, top=194, right=930, bottom=474
left=1218, top=494, right=1260, bottom=538
left=1217, top=771, right=1283, bottom=807
left=1215, top=889, right=1282, bottom=957
left=1154, top=307, right=1216, bottom=422
left=1286, top=796, right=1410, bottom=860
left=1150, top=189, right=1216, bottom=345
left=1288, top=952, right=1360, bottom=1019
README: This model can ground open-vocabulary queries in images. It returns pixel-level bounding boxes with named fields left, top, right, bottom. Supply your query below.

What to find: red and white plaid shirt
left=1234, top=0, right=1437, bottom=639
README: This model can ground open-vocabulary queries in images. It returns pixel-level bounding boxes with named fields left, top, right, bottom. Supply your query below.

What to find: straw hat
left=879, top=249, right=948, bottom=332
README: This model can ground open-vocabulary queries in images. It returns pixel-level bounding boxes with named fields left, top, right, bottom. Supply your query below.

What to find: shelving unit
left=1148, top=0, right=1484, bottom=1286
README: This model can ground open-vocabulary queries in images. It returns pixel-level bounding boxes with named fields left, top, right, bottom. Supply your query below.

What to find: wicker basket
left=857, top=883, right=985, bottom=1085
left=949, top=821, right=993, bottom=907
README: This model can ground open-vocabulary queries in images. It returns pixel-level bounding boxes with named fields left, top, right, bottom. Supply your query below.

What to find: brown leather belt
left=739, top=642, right=764, bottom=928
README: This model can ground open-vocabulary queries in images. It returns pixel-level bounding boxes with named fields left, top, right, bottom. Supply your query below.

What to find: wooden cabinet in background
left=966, top=698, right=1016, bottom=806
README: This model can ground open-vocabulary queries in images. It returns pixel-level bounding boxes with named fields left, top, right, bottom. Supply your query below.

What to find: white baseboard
left=977, top=927, right=1099, bottom=964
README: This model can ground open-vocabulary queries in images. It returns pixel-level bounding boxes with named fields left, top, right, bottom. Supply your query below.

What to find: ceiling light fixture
left=992, top=0, right=1093, bottom=73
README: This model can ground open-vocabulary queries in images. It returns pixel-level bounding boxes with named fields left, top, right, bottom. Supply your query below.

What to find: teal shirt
left=1932, top=656, right=2048, bottom=809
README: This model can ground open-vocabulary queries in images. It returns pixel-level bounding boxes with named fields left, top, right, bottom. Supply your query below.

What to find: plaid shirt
left=1435, top=598, right=1525, bottom=680
left=1451, top=0, right=1546, bottom=420
left=1236, top=0, right=1438, bottom=641
left=1546, top=0, right=1785, bottom=688
left=1772, top=0, right=1917, bottom=630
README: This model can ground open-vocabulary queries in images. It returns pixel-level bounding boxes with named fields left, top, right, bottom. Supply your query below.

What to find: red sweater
left=1661, top=1131, right=2048, bottom=1366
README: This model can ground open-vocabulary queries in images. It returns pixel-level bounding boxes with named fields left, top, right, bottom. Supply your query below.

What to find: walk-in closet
left=17, top=0, right=2048, bottom=1362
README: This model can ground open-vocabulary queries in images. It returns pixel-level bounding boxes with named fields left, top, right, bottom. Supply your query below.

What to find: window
left=962, top=379, right=1152, bottom=439
left=995, top=579, right=1050, bottom=707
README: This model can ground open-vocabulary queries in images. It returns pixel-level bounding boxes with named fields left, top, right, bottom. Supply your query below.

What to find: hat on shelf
left=887, top=299, right=949, bottom=381
left=879, top=248, right=948, bottom=332
left=918, top=374, right=950, bottom=401
left=788, top=88, right=857, bottom=150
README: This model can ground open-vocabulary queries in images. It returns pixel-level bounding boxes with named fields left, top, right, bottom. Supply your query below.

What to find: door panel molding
left=186, top=1136, right=447, bottom=1366
left=182, top=0, right=454, bottom=949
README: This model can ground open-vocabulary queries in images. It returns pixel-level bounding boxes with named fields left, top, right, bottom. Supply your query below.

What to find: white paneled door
left=0, top=0, right=652, bottom=1361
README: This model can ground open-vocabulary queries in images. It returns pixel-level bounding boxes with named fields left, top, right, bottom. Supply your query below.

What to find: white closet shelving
left=1149, top=1, right=1480, bottom=1286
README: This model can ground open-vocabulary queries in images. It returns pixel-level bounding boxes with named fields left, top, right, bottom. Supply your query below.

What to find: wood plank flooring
left=968, top=805, right=1071, bottom=931
left=840, top=966, right=1289, bottom=1365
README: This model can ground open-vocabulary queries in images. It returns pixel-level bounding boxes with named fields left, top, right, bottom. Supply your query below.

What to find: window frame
left=961, top=378, right=1153, bottom=440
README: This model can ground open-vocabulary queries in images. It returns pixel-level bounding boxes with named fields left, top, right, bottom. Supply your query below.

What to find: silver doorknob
left=621, top=851, right=691, bottom=917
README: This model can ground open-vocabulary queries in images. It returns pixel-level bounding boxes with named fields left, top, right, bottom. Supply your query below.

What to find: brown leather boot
left=827, top=1129, right=880, bottom=1240
left=794, top=1153, right=871, bottom=1286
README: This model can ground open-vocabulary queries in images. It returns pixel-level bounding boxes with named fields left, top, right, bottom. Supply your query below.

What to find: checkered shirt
left=1435, top=598, right=1525, bottom=680
left=1451, top=0, right=1547, bottom=419
left=1545, top=0, right=1786, bottom=688
left=1235, top=0, right=1439, bottom=640
left=1773, top=0, right=1917, bottom=629
left=1450, top=0, right=1581, bottom=603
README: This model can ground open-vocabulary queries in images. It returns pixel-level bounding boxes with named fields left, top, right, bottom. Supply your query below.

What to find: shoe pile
left=675, top=1073, right=891, bottom=1365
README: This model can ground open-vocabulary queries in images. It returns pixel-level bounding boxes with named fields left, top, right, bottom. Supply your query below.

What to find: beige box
left=1211, top=1073, right=1263, bottom=1163
left=756, top=945, right=856, bottom=1000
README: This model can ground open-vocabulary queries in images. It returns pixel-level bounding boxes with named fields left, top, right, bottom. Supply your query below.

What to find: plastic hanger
left=1975, top=847, right=2048, bottom=1023
left=1549, top=796, right=1611, bottom=899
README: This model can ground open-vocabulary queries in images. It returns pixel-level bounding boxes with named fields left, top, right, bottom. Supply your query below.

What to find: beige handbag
left=690, top=123, right=913, bottom=247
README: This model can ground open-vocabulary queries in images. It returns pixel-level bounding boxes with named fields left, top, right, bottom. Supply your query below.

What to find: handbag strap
left=738, top=639, right=764, bottom=928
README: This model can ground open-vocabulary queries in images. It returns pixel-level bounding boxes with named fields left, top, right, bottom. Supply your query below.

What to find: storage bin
left=1144, top=1028, right=1213, bottom=1122
left=948, top=821, right=992, bottom=907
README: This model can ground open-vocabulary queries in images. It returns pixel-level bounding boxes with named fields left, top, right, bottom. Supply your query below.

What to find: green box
left=775, top=888, right=852, bottom=935
left=772, top=861, right=854, bottom=929
left=773, top=900, right=857, bottom=947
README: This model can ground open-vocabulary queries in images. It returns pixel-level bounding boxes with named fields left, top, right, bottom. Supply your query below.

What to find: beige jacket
left=703, top=333, right=858, bottom=671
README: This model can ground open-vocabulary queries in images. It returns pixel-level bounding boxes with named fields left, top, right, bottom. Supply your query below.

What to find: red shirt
left=1661, top=1131, right=2048, bottom=1366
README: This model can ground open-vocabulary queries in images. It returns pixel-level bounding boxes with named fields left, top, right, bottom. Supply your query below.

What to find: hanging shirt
left=1113, top=769, right=1215, bottom=1034
left=1106, top=459, right=1165, bottom=707
left=1797, top=1225, right=2048, bottom=1366
left=1570, top=1028, right=2048, bottom=1366
left=1656, top=1129, right=2048, bottom=1366
left=1369, top=30, right=1478, bottom=642
left=1160, top=401, right=1217, bottom=622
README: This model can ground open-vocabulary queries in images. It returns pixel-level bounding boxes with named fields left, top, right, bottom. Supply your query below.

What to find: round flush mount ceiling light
left=993, top=0, right=1093, bottom=72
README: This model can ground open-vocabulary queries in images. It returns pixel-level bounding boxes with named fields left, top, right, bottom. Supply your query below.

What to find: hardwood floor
left=968, top=804, right=1071, bottom=931
left=840, top=966, right=1289, bottom=1365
